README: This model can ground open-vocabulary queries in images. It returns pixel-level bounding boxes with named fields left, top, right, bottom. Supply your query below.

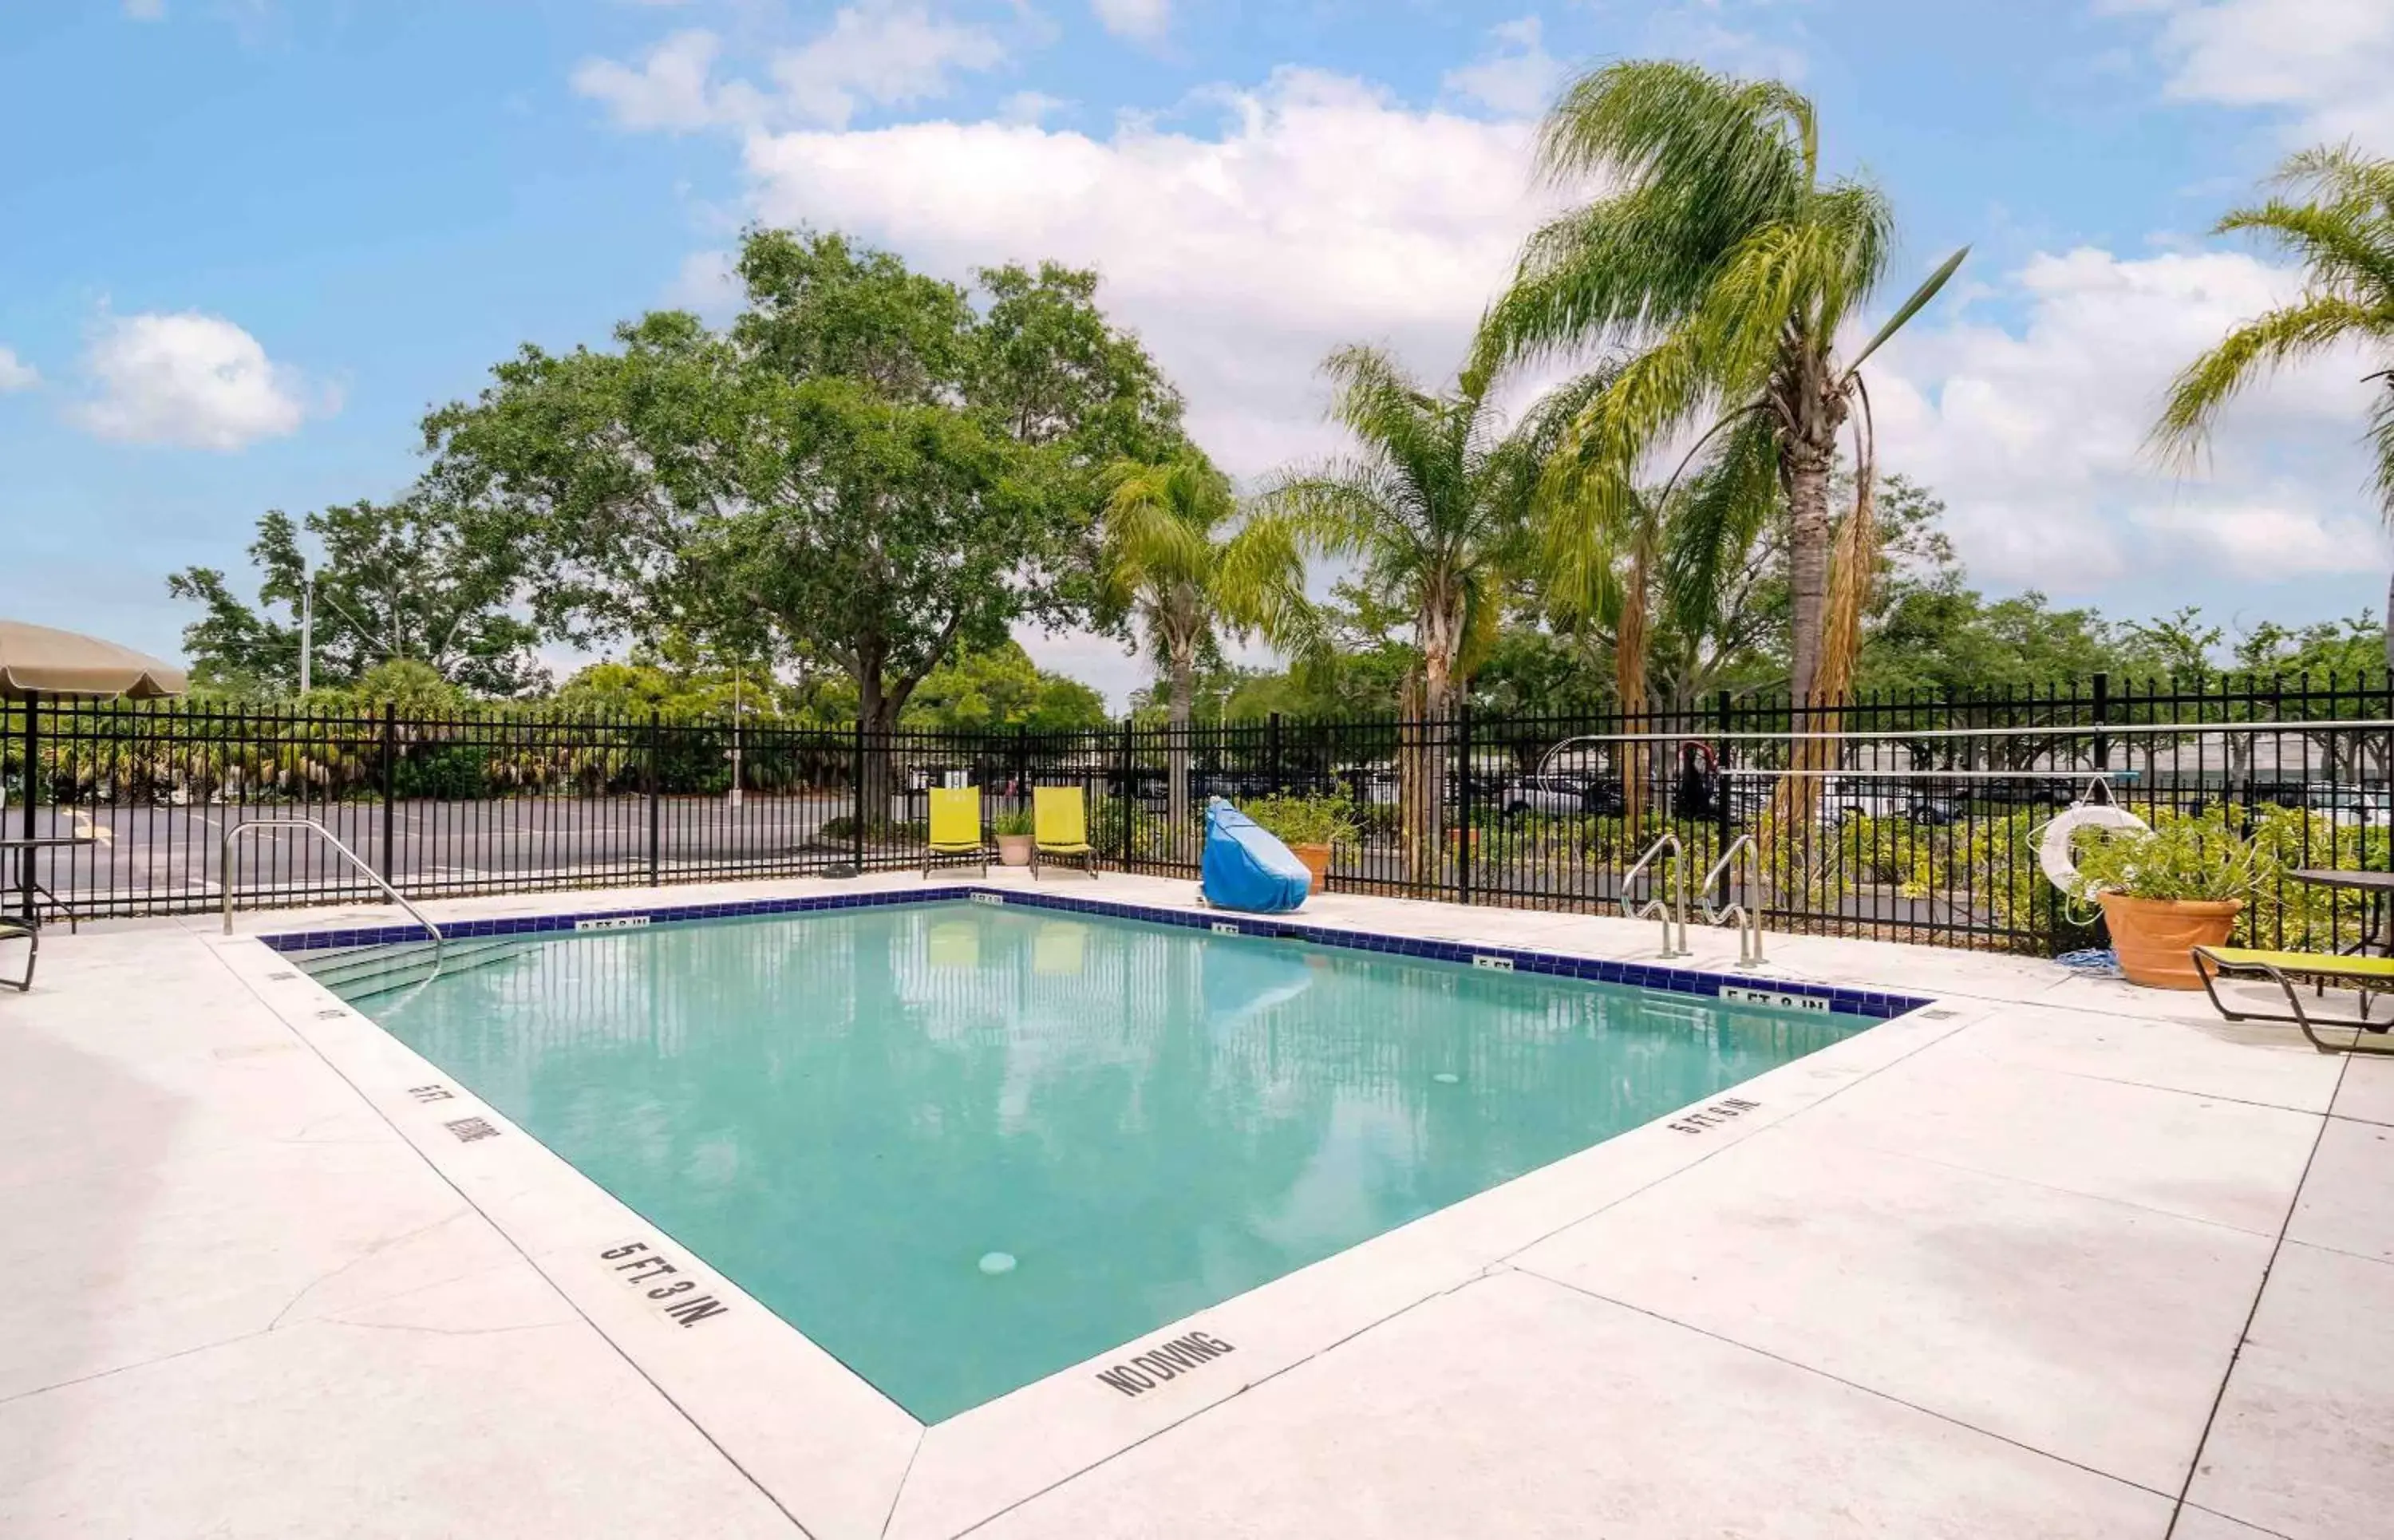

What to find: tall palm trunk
left=1616, top=549, right=1650, bottom=839
left=1164, top=631, right=1195, bottom=842
left=1405, top=593, right=1464, bottom=888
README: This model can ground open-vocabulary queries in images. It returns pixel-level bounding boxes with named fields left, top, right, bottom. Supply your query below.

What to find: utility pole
left=298, top=569, right=314, bottom=696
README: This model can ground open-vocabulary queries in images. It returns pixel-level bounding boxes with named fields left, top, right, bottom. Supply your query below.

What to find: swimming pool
left=318, top=895, right=1878, bottom=1422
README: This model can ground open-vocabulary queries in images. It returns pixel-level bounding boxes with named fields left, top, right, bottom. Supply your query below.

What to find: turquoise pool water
left=349, top=900, right=1861, bottom=1421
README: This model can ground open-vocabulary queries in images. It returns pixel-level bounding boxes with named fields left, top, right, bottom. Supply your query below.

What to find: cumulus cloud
left=1871, top=246, right=2385, bottom=590
left=1091, top=0, right=1170, bottom=44
left=1442, top=16, right=1566, bottom=118
left=0, top=347, right=38, bottom=392
left=772, top=2, right=1005, bottom=128
left=2128, top=0, right=2394, bottom=146
left=572, top=29, right=749, bottom=132
left=73, top=311, right=318, bottom=451
left=741, top=69, right=1554, bottom=475
left=575, top=5, right=1005, bottom=132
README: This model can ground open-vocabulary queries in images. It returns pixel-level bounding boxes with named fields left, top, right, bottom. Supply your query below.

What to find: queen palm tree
left=1099, top=450, right=1303, bottom=830
left=1476, top=59, right=1964, bottom=714
left=1246, top=346, right=1552, bottom=881
left=2155, top=143, right=2394, bottom=671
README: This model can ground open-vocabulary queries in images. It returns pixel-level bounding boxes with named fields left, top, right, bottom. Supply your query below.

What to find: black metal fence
left=6, top=671, right=2389, bottom=955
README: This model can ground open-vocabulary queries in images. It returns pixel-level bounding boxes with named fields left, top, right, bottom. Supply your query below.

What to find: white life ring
left=2037, top=804, right=2150, bottom=894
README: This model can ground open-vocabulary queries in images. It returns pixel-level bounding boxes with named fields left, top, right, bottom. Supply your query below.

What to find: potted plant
left=2067, top=817, right=2266, bottom=989
left=993, top=808, right=1036, bottom=867
left=1240, top=794, right=1360, bottom=893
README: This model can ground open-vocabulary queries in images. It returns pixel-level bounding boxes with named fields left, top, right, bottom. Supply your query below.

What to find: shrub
left=1239, top=793, right=1361, bottom=851
left=2066, top=814, right=2268, bottom=903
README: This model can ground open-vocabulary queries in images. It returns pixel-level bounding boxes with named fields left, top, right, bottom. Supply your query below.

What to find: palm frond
left=1661, top=408, right=1780, bottom=640
left=2218, top=199, right=2394, bottom=304
left=2152, top=294, right=2383, bottom=464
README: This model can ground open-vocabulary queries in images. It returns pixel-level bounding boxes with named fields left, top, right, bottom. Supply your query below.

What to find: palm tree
left=2155, top=143, right=2394, bottom=671
left=1476, top=59, right=1963, bottom=713
left=1246, top=346, right=1551, bottom=881
left=1099, top=451, right=1302, bottom=830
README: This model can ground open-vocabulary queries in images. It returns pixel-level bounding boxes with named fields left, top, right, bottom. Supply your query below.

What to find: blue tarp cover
left=1199, top=797, right=1312, bottom=914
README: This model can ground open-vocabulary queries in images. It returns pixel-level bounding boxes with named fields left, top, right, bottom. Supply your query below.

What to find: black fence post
left=646, top=709, right=662, bottom=887
left=17, top=697, right=38, bottom=922
left=1117, top=717, right=1135, bottom=867
left=378, top=702, right=397, bottom=890
left=1267, top=712, right=1283, bottom=798
left=852, top=717, right=868, bottom=872
left=1456, top=699, right=1474, bottom=906
left=2091, top=671, right=2111, bottom=776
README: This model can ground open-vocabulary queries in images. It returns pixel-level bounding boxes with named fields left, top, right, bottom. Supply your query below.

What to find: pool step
left=300, top=937, right=534, bottom=1000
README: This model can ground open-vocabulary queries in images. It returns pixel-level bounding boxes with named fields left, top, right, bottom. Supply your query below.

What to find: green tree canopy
left=166, top=494, right=545, bottom=698
left=425, top=227, right=1180, bottom=748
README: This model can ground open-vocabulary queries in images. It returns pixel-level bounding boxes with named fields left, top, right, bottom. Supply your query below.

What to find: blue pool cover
left=1199, top=797, right=1312, bottom=913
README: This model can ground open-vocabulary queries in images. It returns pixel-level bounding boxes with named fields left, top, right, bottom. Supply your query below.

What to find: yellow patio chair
left=1032, top=785, right=1099, bottom=880
left=2193, top=945, right=2394, bottom=1055
left=923, top=786, right=988, bottom=879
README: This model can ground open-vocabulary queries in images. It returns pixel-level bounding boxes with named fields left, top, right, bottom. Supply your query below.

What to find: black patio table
left=2286, top=868, right=2394, bottom=958
left=2, top=833, right=96, bottom=930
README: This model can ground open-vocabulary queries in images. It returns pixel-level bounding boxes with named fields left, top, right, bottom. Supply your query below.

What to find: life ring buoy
left=2038, top=804, right=2149, bottom=894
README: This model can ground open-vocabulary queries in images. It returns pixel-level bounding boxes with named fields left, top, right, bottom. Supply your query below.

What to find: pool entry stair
left=298, top=937, right=532, bottom=1000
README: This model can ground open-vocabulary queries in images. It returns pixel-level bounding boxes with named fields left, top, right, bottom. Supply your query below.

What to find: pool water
left=350, top=900, right=1860, bottom=1421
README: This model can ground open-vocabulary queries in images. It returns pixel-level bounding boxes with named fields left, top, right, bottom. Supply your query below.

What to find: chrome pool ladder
left=1700, top=833, right=1766, bottom=966
left=1621, top=831, right=1689, bottom=958
left=220, top=817, right=446, bottom=970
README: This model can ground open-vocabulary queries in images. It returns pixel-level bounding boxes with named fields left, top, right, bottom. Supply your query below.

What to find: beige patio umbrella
left=0, top=620, right=187, bottom=699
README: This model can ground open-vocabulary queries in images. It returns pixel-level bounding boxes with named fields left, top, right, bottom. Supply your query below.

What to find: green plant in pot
left=992, top=807, right=1037, bottom=867
left=1240, top=794, right=1360, bottom=893
left=2066, top=815, right=2269, bottom=989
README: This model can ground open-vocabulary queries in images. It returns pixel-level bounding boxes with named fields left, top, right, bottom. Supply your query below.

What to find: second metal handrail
left=220, top=818, right=444, bottom=966
left=1699, top=834, right=1766, bottom=965
left=1621, top=831, right=1689, bottom=958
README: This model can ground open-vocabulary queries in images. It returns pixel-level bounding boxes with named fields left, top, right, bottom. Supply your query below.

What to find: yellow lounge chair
left=2192, top=945, right=2394, bottom=1054
left=1032, top=785, right=1099, bottom=880
left=922, top=786, right=989, bottom=879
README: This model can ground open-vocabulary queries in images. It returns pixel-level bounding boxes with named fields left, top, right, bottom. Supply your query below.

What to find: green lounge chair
left=1, top=918, right=34, bottom=993
left=2191, top=945, right=2394, bottom=1054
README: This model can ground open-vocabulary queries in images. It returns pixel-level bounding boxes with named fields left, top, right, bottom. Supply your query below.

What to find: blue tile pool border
left=258, top=884, right=1934, bottom=1021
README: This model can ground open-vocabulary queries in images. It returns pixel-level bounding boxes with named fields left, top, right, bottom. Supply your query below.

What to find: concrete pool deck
left=2, top=870, right=2388, bottom=1538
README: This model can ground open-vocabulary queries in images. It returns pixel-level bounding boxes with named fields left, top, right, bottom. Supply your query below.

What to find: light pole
left=298, top=569, right=314, bottom=696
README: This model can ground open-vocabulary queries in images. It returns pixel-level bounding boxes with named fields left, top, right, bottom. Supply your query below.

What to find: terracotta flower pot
left=1290, top=842, right=1332, bottom=894
left=2097, top=890, right=2243, bottom=989
left=996, top=833, right=1033, bottom=867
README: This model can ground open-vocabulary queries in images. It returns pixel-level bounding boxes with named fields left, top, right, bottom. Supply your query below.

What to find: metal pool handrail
left=1622, top=831, right=1689, bottom=959
left=1699, top=834, right=1765, bottom=967
left=219, top=817, right=445, bottom=966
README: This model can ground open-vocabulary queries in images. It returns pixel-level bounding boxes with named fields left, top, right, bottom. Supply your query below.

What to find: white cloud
left=2130, top=0, right=2394, bottom=147
left=1643, top=3, right=1808, bottom=83
left=999, top=90, right=1071, bottom=126
left=123, top=0, right=164, bottom=18
left=73, top=311, right=317, bottom=451
left=740, top=69, right=1555, bottom=476
left=576, top=5, right=1006, bottom=133
left=0, top=347, right=38, bottom=392
left=1092, top=0, right=1171, bottom=44
left=572, top=30, right=750, bottom=132
left=1871, top=246, right=2386, bottom=590
left=770, top=2, right=1005, bottom=128
left=666, top=247, right=744, bottom=318
left=1442, top=16, right=1566, bottom=119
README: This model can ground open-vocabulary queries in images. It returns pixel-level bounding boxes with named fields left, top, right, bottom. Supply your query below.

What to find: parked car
left=1495, top=774, right=1624, bottom=818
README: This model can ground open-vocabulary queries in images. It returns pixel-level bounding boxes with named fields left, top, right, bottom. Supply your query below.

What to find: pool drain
left=978, top=1251, right=1017, bottom=1276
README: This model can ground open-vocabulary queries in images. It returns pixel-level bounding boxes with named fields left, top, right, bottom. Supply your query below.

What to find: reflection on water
left=362, top=900, right=1856, bottom=1422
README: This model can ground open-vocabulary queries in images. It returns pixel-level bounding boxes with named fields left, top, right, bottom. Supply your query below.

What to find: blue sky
left=4, top=0, right=2390, bottom=701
